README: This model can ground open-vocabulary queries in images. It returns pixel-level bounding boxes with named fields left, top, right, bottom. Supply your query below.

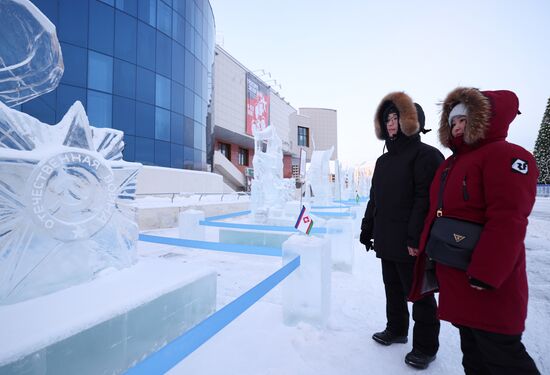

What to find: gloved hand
left=365, top=240, right=374, bottom=252
left=360, top=231, right=374, bottom=251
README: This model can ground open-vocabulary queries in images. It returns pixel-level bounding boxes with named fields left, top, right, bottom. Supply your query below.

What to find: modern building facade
left=211, top=45, right=295, bottom=190
left=23, top=0, right=215, bottom=171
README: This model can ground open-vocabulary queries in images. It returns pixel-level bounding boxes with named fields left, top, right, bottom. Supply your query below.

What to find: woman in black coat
left=360, top=92, right=444, bottom=370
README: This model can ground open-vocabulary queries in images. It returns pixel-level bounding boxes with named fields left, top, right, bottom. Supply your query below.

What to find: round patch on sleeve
left=511, top=158, right=528, bottom=174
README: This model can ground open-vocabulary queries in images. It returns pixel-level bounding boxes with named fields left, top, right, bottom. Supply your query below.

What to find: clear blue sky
left=209, top=0, right=550, bottom=165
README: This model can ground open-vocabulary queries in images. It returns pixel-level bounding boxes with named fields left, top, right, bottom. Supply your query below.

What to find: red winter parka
left=409, top=88, right=539, bottom=335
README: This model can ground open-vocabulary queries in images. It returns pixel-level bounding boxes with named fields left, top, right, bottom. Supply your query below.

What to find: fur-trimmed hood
left=439, top=87, right=519, bottom=148
left=374, top=92, right=422, bottom=140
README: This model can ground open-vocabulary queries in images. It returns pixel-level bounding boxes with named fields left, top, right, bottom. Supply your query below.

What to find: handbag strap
left=436, top=158, right=455, bottom=217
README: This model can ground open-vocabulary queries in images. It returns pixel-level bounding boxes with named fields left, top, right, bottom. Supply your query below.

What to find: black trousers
left=381, top=259, right=440, bottom=356
left=455, top=325, right=540, bottom=375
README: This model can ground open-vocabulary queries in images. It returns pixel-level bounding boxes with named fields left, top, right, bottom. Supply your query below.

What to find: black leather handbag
left=425, top=217, right=483, bottom=271
left=425, top=162, right=484, bottom=271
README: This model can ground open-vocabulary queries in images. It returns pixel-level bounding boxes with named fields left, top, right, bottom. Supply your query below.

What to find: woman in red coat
left=409, top=88, right=540, bottom=374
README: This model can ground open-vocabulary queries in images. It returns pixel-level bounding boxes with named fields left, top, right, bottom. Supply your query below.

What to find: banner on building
left=245, top=72, right=270, bottom=136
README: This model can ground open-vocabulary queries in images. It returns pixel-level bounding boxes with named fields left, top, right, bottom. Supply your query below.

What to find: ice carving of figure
left=250, top=123, right=289, bottom=220
left=0, top=0, right=64, bottom=106
left=0, top=0, right=141, bottom=304
left=306, top=147, right=334, bottom=205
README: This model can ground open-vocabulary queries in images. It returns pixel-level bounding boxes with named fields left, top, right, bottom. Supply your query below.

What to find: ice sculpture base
left=327, top=219, right=355, bottom=273
left=0, top=259, right=217, bottom=374
left=282, top=234, right=331, bottom=328
left=219, top=228, right=291, bottom=248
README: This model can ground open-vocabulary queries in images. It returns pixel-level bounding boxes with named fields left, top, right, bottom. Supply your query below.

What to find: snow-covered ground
left=134, top=197, right=550, bottom=375
left=2, top=198, right=547, bottom=374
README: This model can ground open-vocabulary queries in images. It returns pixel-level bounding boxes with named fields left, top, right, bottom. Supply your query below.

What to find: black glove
left=365, top=240, right=374, bottom=252
left=360, top=231, right=374, bottom=251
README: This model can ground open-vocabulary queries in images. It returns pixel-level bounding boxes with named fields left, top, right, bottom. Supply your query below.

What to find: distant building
left=211, top=46, right=338, bottom=190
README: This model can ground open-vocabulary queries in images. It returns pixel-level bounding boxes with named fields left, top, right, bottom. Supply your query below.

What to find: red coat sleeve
left=467, top=144, right=538, bottom=288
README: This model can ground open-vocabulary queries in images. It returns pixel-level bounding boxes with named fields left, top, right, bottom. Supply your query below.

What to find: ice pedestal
left=282, top=234, right=331, bottom=327
left=327, top=219, right=354, bottom=272
left=219, top=228, right=290, bottom=248
left=0, top=259, right=216, bottom=375
left=179, top=209, right=205, bottom=241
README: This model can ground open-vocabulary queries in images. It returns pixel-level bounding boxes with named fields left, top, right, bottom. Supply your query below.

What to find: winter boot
left=372, top=329, right=408, bottom=346
left=404, top=348, right=436, bottom=369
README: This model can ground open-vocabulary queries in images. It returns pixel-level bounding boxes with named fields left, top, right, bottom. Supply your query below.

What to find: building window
left=238, top=148, right=249, bottom=166
left=298, top=126, right=309, bottom=147
left=219, top=142, right=231, bottom=160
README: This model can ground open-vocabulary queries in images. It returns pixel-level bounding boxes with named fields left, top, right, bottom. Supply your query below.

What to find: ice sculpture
left=0, top=101, right=141, bottom=304
left=306, top=147, right=334, bottom=205
left=0, top=0, right=141, bottom=304
left=250, top=124, right=289, bottom=221
left=0, top=0, right=64, bottom=106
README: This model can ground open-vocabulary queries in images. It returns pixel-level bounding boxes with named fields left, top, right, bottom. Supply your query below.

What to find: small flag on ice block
left=295, top=205, right=314, bottom=235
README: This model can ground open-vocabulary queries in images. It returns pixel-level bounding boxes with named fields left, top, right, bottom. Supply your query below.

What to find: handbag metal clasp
left=436, top=209, right=443, bottom=217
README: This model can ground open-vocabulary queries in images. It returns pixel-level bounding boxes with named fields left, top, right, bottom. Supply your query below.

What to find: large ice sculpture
left=306, top=147, right=334, bottom=205
left=0, top=0, right=141, bottom=305
left=250, top=124, right=291, bottom=220
left=0, top=101, right=141, bottom=304
left=0, top=0, right=64, bottom=106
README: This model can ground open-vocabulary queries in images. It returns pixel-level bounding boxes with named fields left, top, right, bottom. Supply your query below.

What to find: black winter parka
left=362, top=135, right=443, bottom=262
left=361, top=92, right=443, bottom=263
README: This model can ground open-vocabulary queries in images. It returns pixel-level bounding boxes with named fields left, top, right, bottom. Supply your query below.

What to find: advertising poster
left=245, top=72, right=270, bottom=135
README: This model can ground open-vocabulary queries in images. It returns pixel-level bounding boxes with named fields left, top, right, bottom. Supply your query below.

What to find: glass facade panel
left=88, top=51, right=113, bottom=93
left=156, top=31, right=172, bottom=77
left=89, top=0, right=115, bottom=55
left=113, top=59, right=136, bottom=98
left=155, top=74, right=171, bottom=109
left=87, top=90, right=113, bottom=128
left=116, top=0, right=138, bottom=16
left=138, top=0, right=156, bottom=27
left=171, top=112, right=184, bottom=144
left=135, top=102, right=155, bottom=138
left=172, top=12, right=185, bottom=45
left=171, top=42, right=185, bottom=84
left=135, top=136, right=155, bottom=164
left=155, top=140, right=171, bottom=167
left=136, top=67, right=156, bottom=104
left=58, top=0, right=88, bottom=47
left=27, top=0, right=214, bottom=171
left=114, top=10, right=137, bottom=63
left=184, top=49, right=194, bottom=90
left=113, top=95, right=136, bottom=135
left=155, top=107, right=171, bottom=141
left=184, top=116, right=194, bottom=148
left=183, top=146, right=194, bottom=169
left=60, top=43, right=88, bottom=87
left=123, top=134, right=135, bottom=161
left=157, top=0, right=172, bottom=36
left=193, top=121, right=202, bottom=150
left=170, top=143, right=184, bottom=168
left=171, top=81, right=184, bottom=114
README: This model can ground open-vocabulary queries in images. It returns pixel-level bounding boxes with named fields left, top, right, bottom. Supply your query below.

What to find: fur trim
left=374, top=92, right=419, bottom=140
left=439, top=87, right=491, bottom=148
